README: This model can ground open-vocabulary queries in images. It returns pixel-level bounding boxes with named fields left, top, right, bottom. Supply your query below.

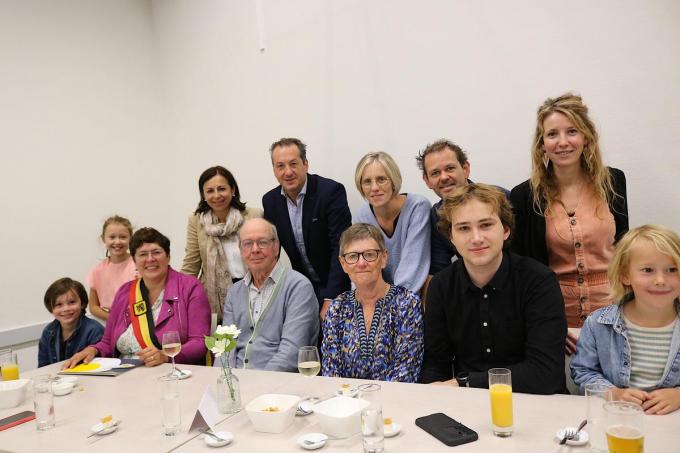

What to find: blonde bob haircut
left=530, top=93, right=619, bottom=216
left=339, top=223, right=386, bottom=255
left=609, top=224, right=680, bottom=310
left=437, top=183, right=514, bottom=246
left=354, top=151, right=402, bottom=196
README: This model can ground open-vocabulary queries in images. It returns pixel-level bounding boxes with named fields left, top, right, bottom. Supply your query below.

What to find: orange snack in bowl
left=100, top=415, right=113, bottom=426
left=383, top=417, right=393, bottom=426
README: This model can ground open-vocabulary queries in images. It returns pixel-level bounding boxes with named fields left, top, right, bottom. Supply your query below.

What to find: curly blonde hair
left=530, top=93, right=618, bottom=216
left=608, top=224, right=680, bottom=310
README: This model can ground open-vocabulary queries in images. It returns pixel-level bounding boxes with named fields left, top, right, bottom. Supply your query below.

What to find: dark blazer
left=263, top=173, right=351, bottom=304
left=509, top=167, right=629, bottom=265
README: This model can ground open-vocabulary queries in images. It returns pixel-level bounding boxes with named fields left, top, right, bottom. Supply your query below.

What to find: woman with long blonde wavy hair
left=510, top=93, right=628, bottom=354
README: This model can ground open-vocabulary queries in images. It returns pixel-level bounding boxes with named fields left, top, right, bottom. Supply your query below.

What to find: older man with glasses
left=220, top=218, right=319, bottom=372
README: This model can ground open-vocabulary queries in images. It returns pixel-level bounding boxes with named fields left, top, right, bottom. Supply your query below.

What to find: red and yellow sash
left=128, top=279, right=161, bottom=349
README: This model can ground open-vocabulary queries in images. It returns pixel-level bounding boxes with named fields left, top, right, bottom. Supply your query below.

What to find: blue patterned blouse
left=321, top=285, right=424, bottom=383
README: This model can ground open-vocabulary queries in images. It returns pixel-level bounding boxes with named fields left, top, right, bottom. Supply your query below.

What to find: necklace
left=559, top=181, right=585, bottom=216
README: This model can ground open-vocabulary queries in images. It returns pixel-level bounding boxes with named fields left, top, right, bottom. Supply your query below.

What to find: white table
left=2, top=364, right=678, bottom=452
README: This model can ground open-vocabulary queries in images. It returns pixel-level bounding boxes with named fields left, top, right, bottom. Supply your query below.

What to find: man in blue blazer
left=262, top=138, right=351, bottom=313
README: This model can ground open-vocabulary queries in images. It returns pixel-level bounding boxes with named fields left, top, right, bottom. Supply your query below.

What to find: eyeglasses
left=240, top=238, right=277, bottom=250
left=135, top=249, right=165, bottom=260
left=361, top=176, right=391, bottom=188
left=341, top=249, right=382, bottom=264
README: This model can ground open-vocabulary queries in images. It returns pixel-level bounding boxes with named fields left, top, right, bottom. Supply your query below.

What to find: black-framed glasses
left=341, top=249, right=382, bottom=264
left=240, top=238, right=277, bottom=250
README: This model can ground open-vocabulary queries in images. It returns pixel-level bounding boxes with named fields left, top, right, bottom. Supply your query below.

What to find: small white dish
left=52, top=381, right=75, bottom=396
left=383, top=422, right=402, bottom=438
left=297, top=432, right=328, bottom=450
left=296, top=399, right=315, bottom=416
left=56, top=376, right=79, bottom=385
left=555, top=428, right=589, bottom=446
left=91, top=421, right=119, bottom=436
left=335, top=386, right=358, bottom=398
left=176, top=369, right=192, bottom=380
left=203, top=431, right=233, bottom=447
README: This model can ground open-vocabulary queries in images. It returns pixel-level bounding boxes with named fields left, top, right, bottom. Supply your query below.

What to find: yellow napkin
left=63, top=363, right=101, bottom=373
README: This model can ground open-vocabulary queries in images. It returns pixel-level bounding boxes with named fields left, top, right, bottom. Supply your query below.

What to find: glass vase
left=216, top=368, right=242, bottom=414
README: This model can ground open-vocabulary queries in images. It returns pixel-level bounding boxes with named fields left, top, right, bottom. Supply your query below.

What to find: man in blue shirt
left=263, top=138, right=351, bottom=315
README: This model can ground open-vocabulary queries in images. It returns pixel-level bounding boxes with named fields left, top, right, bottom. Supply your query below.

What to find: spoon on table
left=296, top=395, right=336, bottom=416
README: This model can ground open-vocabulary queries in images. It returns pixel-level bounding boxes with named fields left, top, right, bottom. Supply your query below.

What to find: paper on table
left=62, top=358, right=122, bottom=373
left=189, top=386, right=221, bottom=433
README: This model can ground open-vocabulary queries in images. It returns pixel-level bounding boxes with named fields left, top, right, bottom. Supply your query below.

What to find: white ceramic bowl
left=313, top=396, right=370, bottom=438
left=0, top=379, right=30, bottom=409
left=245, top=394, right=300, bottom=433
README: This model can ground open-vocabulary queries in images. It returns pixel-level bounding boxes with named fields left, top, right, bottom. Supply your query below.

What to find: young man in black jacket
left=421, top=183, right=567, bottom=395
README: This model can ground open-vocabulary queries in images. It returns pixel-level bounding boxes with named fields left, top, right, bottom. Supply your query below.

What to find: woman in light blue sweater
left=353, top=151, right=431, bottom=294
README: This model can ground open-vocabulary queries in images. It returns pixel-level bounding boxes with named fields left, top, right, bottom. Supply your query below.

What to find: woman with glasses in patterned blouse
left=321, top=223, right=423, bottom=382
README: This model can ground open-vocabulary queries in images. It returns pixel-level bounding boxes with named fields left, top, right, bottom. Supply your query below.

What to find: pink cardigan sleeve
left=91, top=272, right=210, bottom=363
left=174, top=278, right=211, bottom=364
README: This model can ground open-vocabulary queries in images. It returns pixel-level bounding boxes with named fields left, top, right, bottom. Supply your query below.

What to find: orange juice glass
left=1, top=350, right=19, bottom=381
left=489, top=368, right=512, bottom=437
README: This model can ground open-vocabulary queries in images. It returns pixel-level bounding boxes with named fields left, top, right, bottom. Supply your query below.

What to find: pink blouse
left=86, top=257, right=137, bottom=310
left=546, top=186, right=615, bottom=327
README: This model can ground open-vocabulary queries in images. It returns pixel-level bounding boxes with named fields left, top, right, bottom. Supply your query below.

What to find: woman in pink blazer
left=63, top=228, right=211, bottom=368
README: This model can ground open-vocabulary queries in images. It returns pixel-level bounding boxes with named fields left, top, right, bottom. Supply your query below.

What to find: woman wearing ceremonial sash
left=64, top=228, right=211, bottom=368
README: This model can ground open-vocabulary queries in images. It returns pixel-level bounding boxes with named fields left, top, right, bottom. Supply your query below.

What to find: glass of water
left=33, top=375, right=55, bottom=430
left=359, top=383, right=384, bottom=453
left=158, top=374, right=181, bottom=436
left=585, top=382, right=613, bottom=452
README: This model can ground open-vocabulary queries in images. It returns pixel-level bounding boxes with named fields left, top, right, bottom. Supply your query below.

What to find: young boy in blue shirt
left=38, top=278, right=104, bottom=367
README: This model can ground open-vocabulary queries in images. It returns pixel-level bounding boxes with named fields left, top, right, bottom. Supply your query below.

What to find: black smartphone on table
left=415, top=412, right=478, bottom=447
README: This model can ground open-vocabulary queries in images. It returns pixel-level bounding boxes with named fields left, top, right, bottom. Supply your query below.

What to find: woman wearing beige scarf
left=181, top=166, right=262, bottom=323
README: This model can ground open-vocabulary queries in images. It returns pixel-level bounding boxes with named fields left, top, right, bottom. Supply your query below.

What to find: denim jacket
left=38, top=316, right=104, bottom=367
left=571, top=304, right=680, bottom=393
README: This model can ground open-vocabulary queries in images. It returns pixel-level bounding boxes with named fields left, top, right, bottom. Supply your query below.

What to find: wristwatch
left=456, top=372, right=470, bottom=388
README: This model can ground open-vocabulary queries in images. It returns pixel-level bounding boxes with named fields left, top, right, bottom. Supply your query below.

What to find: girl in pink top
left=86, top=215, right=137, bottom=322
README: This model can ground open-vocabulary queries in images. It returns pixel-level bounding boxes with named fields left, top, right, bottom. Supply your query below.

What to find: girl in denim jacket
left=571, top=224, right=680, bottom=415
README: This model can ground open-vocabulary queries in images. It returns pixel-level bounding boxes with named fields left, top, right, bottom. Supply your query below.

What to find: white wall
left=2, top=0, right=679, bottom=362
left=0, top=0, right=166, bottom=337
left=151, top=0, right=680, bottom=216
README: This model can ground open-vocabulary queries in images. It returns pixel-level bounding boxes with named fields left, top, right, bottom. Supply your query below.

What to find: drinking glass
left=159, top=374, right=181, bottom=436
left=162, top=331, right=182, bottom=377
left=359, top=383, right=384, bottom=453
left=604, top=401, right=644, bottom=453
left=33, top=375, right=55, bottom=430
left=297, top=346, right=320, bottom=377
left=586, top=382, right=613, bottom=452
left=488, top=368, right=513, bottom=437
left=1, top=349, right=19, bottom=381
